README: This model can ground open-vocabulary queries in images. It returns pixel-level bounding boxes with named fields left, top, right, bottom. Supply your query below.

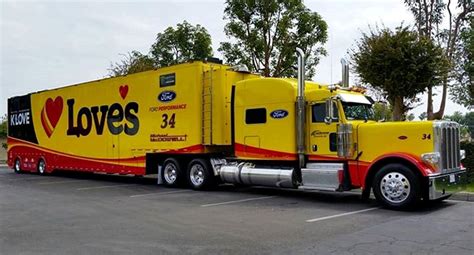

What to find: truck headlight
left=421, top=152, right=440, bottom=171
left=460, top=150, right=466, bottom=160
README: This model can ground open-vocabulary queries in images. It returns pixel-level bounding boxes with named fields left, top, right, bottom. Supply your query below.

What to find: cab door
left=308, top=101, right=339, bottom=158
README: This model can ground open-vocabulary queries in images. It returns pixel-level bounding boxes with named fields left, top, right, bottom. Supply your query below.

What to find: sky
left=0, top=0, right=469, bottom=119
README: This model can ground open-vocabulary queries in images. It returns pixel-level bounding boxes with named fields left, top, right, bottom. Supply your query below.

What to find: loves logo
left=66, top=85, right=139, bottom=137
left=41, top=96, right=64, bottom=137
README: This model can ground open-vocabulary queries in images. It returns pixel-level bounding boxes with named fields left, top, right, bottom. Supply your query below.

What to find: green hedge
left=461, top=142, right=474, bottom=182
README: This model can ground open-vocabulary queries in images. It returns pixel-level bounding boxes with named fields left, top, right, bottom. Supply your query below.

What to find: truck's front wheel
left=162, top=158, right=184, bottom=187
left=373, top=163, right=420, bottom=210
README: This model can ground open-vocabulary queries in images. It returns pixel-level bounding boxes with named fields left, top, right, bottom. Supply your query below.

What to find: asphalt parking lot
left=0, top=166, right=473, bottom=255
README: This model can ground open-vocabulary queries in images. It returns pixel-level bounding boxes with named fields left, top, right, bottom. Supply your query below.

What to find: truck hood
left=353, top=121, right=435, bottom=165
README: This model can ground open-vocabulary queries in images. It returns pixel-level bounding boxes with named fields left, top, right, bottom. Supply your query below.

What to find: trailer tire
left=14, top=158, right=21, bottom=174
left=372, top=163, right=420, bottom=210
left=37, top=159, right=47, bottom=175
left=162, top=158, right=184, bottom=187
left=187, top=158, right=217, bottom=190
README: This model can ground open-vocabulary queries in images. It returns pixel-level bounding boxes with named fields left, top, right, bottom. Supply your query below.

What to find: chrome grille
left=434, top=121, right=461, bottom=173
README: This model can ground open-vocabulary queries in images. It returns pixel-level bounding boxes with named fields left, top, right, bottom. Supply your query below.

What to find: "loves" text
left=66, top=99, right=139, bottom=137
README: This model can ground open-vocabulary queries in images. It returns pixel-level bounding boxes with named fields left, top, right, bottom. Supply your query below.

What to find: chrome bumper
left=428, top=170, right=467, bottom=200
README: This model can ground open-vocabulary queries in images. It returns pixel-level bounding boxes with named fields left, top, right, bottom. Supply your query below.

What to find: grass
left=436, top=178, right=474, bottom=193
left=464, top=181, right=474, bottom=193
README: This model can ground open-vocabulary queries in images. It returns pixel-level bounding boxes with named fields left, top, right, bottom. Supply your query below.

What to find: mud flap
left=157, top=165, right=163, bottom=185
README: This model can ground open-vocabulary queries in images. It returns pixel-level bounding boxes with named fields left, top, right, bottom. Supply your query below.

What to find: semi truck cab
left=219, top=49, right=466, bottom=209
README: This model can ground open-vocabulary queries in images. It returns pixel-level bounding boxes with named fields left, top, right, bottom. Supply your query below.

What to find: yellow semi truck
left=7, top=49, right=466, bottom=209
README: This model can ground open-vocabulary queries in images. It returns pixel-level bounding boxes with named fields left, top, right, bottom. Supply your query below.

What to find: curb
left=449, top=191, right=474, bottom=202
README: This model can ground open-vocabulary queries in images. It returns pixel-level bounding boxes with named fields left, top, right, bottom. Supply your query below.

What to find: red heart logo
left=41, top=96, right=63, bottom=137
left=119, top=85, right=128, bottom=99
left=45, top=97, right=63, bottom=128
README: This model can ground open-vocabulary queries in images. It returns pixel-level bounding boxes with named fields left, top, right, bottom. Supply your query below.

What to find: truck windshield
left=342, top=102, right=374, bottom=121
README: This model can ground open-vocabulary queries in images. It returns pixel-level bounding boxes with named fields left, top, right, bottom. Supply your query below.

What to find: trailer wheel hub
left=164, top=164, right=178, bottom=184
left=38, top=160, right=45, bottom=174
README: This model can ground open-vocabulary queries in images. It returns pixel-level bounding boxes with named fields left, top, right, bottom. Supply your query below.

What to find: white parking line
left=306, top=207, right=381, bottom=223
left=5, top=177, right=43, bottom=181
left=130, top=190, right=190, bottom=198
left=77, top=184, right=136, bottom=190
left=38, top=180, right=86, bottom=185
left=201, top=196, right=276, bottom=207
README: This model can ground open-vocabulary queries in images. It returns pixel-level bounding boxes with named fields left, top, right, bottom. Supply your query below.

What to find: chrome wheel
left=164, top=163, right=178, bottom=184
left=187, top=159, right=216, bottom=190
left=14, top=159, right=21, bottom=173
left=189, top=164, right=205, bottom=186
left=38, top=160, right=46, bottom=174
left=380, top=172, right=410, bottom=204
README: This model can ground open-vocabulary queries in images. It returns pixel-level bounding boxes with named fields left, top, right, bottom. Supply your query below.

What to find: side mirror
left=325, top=99, right=334, bottom=124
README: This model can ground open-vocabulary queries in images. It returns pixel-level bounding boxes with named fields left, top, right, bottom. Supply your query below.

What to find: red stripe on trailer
left=7, top=137, right=206, bottom=174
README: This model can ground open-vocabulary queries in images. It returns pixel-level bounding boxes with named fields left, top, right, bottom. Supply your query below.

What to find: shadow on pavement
left=6, top=168, right=460, bottom=212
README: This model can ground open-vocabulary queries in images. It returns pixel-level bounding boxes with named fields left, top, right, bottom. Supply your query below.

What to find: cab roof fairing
left=336, top=93, right=372, bottom=105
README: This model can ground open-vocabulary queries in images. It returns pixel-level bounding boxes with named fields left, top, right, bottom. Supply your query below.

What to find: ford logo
left=270, top=110, right=288, bottom=119
left=158, top=91, right=176, bottom=103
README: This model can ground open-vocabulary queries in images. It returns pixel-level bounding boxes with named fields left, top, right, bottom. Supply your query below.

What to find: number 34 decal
left=161, top=113, right=176, bottom=128
left=422, top=134, right=431, bottom=140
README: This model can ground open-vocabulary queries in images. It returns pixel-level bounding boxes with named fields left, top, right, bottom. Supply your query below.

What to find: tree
left=418, top=112, right=428, bottom=120
left=219, top=0, right=328, bottom=78
left=373, top=102, right=393, bottom=121
left=452, top=16, right=474, bottom=108
left=108, top=51, right=155, bottom=77
left=0, top=114, right=7, bottom=150
left=404, top=0, right=473, bottom=119
left=466, top=111, right=474, bottom=139
left=444, top=110, right=464, bottom=123
left=444, top=111, right=473, bottom=139
left=150, top=21, right=213, bottom=68
left=108, top=21, right=213, bottom=77
left=351, top=26, right=448, bottom=121
left=0, top=114, right=6, bottom=137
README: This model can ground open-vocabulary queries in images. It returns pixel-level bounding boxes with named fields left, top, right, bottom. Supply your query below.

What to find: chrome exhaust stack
left=296, top=48, right=306, bottom=170
left=340, top=58, right=349, bottom=87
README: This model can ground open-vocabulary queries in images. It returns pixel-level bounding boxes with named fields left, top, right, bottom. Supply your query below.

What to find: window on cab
left=311, top=103, right=338, bottom=123
left=342, top=102, right=374, bottom=121
left=245, top=108, right=266, bottom=124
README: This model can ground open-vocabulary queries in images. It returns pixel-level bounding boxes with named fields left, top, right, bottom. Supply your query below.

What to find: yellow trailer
left=8, top=60, right=256, bottom=172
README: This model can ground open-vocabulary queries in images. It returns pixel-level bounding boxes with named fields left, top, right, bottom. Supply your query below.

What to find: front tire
left=161, top=158, right=184, bottom=187
left=372, top=163, right=420, bottom=210
left=187, top=158, right=217, bottom=190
